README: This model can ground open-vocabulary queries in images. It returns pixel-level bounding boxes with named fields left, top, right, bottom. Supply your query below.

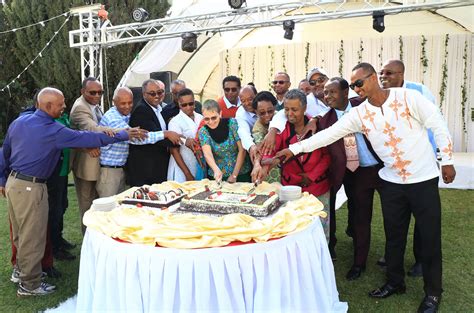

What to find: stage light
left=132, top=8, right=149, bottom=22
left=372, top=11, right=385, bottom=33
left=283, top=20, right=295, bottom=40
left=228, top=0, right=246, bottom=10
left=181, top=32, right=197, bottom=53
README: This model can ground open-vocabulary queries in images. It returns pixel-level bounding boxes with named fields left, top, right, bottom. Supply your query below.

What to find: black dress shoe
left=368, top=283, right=406, bottom=298
left=417, top=295, right=441, bottom=313
left=376, top=257, right=387, bottom=267
left=43, top=266, right=62, bottom=278
left=408, top=262, right=423, bottom=277
left=54, top=249, right=76, bottom=261
left=346, top=265, right=365, bottom=281
left=60, top=238, right=77, bottom=250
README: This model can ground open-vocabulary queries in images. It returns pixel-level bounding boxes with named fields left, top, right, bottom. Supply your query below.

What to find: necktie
left=94, top=106, right=103, bottom=123
left=344, top=133, right=359, bottom=172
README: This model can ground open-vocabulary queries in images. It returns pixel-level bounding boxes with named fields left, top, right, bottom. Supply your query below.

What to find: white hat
left=307, top=67, right=329, bottom=81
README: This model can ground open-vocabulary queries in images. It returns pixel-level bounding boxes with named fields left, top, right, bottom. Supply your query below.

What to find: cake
left=179, top=187, right=280, bottom=217
left=121, top=186, right=186, bottom=208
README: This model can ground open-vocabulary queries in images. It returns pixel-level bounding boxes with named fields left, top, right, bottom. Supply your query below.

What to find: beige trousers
left=73, top=175, right=98, bottom=234
left=6, top=176, right=48, bottom=290
left=96, top=167, right=126, bottom=198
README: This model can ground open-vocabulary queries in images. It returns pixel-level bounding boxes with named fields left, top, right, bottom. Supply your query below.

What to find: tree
left=1, top=0, right=170, bottom=123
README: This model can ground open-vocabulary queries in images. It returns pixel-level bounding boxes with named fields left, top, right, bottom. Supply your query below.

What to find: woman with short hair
left=198, top=100, right=251, bottom=182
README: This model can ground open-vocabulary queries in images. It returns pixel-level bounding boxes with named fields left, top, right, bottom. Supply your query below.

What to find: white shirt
left=223, top=96, right=241, bottom=109
left=306, top=93, right=330, bottom=117
left=235, top=106, right=258, bottom=151
left=289, top=88, right=453, bottom=184
left=146, top=102, right=167, bottom=131
left=268, top=96, right=329, bottom=134
left=167, top=111, right=203, bottom=183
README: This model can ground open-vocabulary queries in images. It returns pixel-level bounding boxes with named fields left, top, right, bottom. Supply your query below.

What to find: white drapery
left=76, top=221, right=347, bottom=312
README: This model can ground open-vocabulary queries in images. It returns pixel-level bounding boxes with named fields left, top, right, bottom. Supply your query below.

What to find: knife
left=247, top=180, right=259, bottom=195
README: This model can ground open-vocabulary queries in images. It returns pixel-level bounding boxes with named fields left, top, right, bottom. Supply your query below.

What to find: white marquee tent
left=120, top=0, right=474, bottom=152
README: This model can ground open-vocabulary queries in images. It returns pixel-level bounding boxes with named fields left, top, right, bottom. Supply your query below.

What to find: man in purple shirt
left=0, top=87, right=141, bottom=296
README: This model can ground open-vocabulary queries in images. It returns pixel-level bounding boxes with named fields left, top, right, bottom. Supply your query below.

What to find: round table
left=76, top=220, right=347, bottom=312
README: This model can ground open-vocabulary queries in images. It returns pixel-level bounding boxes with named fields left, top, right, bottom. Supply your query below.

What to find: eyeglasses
left=272, top=80, right=289, bottom=85
left=349, top=74, right=373, bottom=90
left=224, top=87, right=238, bottom=93
left=87, top=90, right=104, bottom=96
left=308, top=77, right=327, bottom=86
left=203, top=116, right=219, bottom=122
left=179, top=101, right=195, bottom=108
left=257, top=109, right=275, bottom=116
left=379, top=70, right=401, bottom=76
left=146, top=90, right=164, bottom=97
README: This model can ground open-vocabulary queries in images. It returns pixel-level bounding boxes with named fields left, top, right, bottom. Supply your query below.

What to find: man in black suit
left=318, top=77, right=383, bottom=280
left=127, top=79, right=182, bottom=186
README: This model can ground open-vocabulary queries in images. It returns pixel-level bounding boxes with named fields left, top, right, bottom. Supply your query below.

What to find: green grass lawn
left=0, top=188, right=472, bottom=312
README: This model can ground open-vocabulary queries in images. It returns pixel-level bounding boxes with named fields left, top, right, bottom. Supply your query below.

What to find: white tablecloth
left=76, top=220, right=347, bottom=313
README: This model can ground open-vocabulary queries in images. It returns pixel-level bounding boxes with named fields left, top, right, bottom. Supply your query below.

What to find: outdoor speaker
left=150, top=71, right=178, bottom=105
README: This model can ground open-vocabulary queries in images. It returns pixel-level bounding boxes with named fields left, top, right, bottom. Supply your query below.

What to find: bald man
left=96, top=87, right=178, bottom=197
left=0, top=88, right=135, bottom=296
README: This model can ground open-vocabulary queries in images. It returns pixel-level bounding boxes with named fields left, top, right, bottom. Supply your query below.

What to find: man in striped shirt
left=96, top=87, right=182, bottom=197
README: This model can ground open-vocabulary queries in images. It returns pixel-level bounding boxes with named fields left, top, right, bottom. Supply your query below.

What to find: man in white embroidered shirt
left=276, top=62, right=455, bottom=313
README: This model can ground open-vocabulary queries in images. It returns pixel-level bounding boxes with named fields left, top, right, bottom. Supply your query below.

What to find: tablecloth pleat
left=77, top=220, right=348, bottom=313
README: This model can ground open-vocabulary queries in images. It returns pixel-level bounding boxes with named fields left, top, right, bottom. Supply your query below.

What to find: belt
left=100, top=164, right=124, bottom=169
left=10, top=171, right=47, bottom=184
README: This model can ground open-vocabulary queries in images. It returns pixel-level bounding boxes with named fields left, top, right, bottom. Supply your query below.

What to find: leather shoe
left=346, top=265, right=365, bottom=281
left=43, top=266, right=62, bottom=278
left=417, top=295, right=441, bottom=313
left=54, top=248, right=76, bottom=261
left=60, top=238, right=77, bottom=250
left=376, top=257, right=387, bottom=267
left=368, top=283, right=406, bottom=298
left=408, top=262, right=423, bottom=277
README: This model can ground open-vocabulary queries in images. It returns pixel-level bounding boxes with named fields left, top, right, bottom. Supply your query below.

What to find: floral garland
left=398, top=36, right=404, bottom=62
left=320, top=46, right=325, bottom=68
left=269, top=46, right=275, bottom=91
left=357, top=39, right=364, bottom=63
left=237, top=50, right=243, bottom=82
left=378, top=43, right=384, bottom=68
left=304, top=42, right=310, bottom=74
left=338, top=40, right=344, bottom=76
left=420, top=35, right=428, bottom=84
left=460, top=39, right=468, bottom=133
left=225, top=49, right=230, bottom=76
left=282, top=49, right=287, bottom=73
left=439, top=34, right=449, bottom=109
left=251, top=48, right=256, bottom=83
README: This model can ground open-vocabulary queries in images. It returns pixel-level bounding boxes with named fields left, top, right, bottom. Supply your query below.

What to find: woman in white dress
left=167, top=88, right=204, bottom=182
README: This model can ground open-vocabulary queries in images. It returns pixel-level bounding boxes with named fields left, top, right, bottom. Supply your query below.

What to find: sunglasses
left=180, top=101, right=195, bottom=108
left=146, top=90, right=164, bottom=97
left=88, top=90, right=104, bottom=96
left=308, top=77, right=327, bottom=86
left=224, top=87, right=238, bottom=93
left=349, top=74, right=373, bottom=90
left=379, top=70, right=401, bottom=76
left=257, top=109, right=275, bottom=116
left=272, top=80, right=289, bottom=85
left=203, top=116, right=219, bottom=122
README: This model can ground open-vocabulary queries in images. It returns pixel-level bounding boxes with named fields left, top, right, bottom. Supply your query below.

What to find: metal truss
left=70, top=4, right=104, bottom=83
left=69, top=0, right=473, bottom=49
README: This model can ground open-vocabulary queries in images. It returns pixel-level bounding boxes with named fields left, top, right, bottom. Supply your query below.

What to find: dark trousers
left=344, top=166, right=382, bottom=266
left=46, top=162, right=69, bottom=252
left=328, top=187, right=337, bottom=252
left=380, top=177, right=442, bottom=296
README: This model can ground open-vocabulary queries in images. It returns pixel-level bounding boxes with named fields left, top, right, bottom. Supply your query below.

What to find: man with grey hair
left=0, top=87, right=136, bottom=296
left=96, top=87, right=180, bottom=197
left=127, top=79, right=184, bottom=186
left=163, top=79, right=202, bottom=123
